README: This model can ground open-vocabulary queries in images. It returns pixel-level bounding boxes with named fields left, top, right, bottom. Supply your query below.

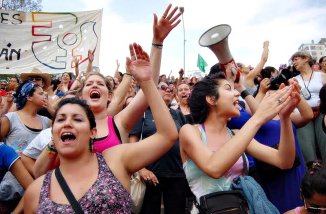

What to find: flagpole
left=180, top=7, right=186, bottom=73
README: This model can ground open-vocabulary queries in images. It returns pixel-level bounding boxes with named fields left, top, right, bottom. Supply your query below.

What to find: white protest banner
left=0, top=9, right=102, bottom=74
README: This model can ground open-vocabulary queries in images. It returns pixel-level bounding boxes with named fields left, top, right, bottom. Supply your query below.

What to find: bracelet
left=46, top=142, right=57, bottom=153
left=152, top=43, right=163, bottom=49
left=240, top=89, right=251, bottom=99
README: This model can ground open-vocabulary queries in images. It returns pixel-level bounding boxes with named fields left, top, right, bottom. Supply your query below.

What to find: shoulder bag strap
left=228, top=129, right=249, bottom=176
left=55, top=168, right=84, bottom=214
left=241, top=153, right=248, bottom=176
left=140, top=112, right=146, bottom=140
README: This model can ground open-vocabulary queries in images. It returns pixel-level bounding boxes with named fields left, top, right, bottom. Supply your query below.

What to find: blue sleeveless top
left=183, top=125, right=247, bottom=202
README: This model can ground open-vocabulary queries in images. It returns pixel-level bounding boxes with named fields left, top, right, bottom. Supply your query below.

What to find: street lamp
left=179, top=6, right=186, bottom=73
left=0, top=0, right=4, bottom=9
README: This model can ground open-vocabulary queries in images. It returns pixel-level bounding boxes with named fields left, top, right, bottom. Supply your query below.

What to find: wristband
left=240, top=89, right=251, bottom=99
left=152, top=43, right=163, bottom=49
left=47, top=142, right=57, bottom=153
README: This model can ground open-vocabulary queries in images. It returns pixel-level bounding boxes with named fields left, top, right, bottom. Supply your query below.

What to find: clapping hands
left=254, top=85, right=293, bottom=124
left=278, top=80, right=301, bottom=118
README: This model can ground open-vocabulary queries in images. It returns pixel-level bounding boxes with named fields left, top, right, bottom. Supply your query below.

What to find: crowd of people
left=0, top=3, right=325, bottom=214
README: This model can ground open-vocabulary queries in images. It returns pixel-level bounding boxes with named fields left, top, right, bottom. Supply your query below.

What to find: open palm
left=126, top=43, right=151, bottom=82
left=153, top=4, right=181, bottom=43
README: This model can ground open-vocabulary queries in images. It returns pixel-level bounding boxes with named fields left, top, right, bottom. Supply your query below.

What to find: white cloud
left=81, top=0, right=112, bottom=11
left=69, top=0, right=326, bottom=77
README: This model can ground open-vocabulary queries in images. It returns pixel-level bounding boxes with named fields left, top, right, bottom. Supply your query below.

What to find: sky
left=42, top=0, right=326, bottom=77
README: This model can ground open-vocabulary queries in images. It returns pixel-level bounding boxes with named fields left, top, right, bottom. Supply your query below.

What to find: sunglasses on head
left=158, top=85, right=173, bottom=92
left=304, top=199, right=326, bottom=213
left=28, top=77, right=43, bottom=81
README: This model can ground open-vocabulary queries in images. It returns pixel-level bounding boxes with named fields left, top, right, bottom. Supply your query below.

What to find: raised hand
left=179, top=68, right=184, bottom=76
left=72, top=56, right=80, bottom=77
left=259, top=78, right=271, bottom=94
left=88, top=50, right=94, bottom=62
left=72, top=56, right=80, bottom=67
left=126, top=43, right=151, bottom=83
left=153, top=4, right=182, bottom=44
left=116, top=59, right=120, bottom=69
left=261, top=41, right=269, bottom=62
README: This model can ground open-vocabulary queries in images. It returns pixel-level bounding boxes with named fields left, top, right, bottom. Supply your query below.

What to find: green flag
left=197, top=54, right=207, bottom=72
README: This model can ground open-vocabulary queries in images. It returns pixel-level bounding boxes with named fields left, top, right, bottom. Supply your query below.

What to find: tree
left=1, top=0, right=42, bottom=12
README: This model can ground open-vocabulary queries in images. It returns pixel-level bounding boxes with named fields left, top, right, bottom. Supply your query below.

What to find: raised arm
left=114, top=4, right=181, bottom=143
left=234, top=75, right=259, bottom=114
left=70, top=56, right=82, bottom=91
left=0, top=94, right=14, bottom=116
left=104, top=43, right=178, bottom=174
left=33, top=140, right=57, bottom=178
left=107, top=62, right=133, bottom=116
left=244, top=41, right=269, bottom=88
left=176, top=68, right=184, bottom=86
left=180, top=85, right=293, bottom=178
left=114, top=59, right=121, bottom=80
left=86, top=49, right=94, bottom=75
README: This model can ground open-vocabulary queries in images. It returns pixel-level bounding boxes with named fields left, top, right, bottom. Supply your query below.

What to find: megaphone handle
left=221, top=59, right=240, bottom=83
left=231, top=67, right=241, bottom=83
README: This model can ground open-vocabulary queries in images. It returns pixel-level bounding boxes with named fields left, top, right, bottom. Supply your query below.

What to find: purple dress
left=228, top=107, right=305, bottom=213
left=37, top=153, right=131, bottom=213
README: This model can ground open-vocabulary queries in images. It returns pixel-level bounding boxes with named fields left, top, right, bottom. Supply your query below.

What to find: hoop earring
left=89, top=138, right=95, bottom=153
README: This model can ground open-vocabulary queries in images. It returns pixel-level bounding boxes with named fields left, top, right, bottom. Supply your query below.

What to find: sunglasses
left=28, top=77, right=43, bottom=81
left=158, top=85, right=173, bottom=92
left=304, top=199, right=326, bottom=213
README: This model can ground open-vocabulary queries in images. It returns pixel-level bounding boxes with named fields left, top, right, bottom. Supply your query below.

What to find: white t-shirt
left=22, top=128, right=52, bottom=159
left=294, top=71, right=324, bottom=107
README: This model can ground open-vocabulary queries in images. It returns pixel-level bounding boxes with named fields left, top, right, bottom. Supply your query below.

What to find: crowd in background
left=0, top=4, right=326, bottom=214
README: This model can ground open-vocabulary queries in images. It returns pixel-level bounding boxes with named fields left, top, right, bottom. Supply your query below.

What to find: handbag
left=194, top=154, right=249, bottom=214
left=131, top=112, right=146, bottom=214
left=55, top=167, right=84, bottom=214
left=197, top=190, right=247, bottom=214
left=131, top=172, right=146, bottom=214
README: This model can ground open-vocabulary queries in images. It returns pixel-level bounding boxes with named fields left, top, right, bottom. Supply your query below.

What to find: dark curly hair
left=301, top=161, right=326, bottom=199
left=261, top=66, right=277, bottom=79
left=189, top=73, right=225, bottom=124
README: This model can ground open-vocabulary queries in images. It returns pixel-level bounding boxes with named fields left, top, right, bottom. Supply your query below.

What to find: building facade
left=298, top=38, right=326, bottom=62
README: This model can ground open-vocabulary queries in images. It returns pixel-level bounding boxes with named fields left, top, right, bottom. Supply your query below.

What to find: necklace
left=300, top=70, right=313, bottom=100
